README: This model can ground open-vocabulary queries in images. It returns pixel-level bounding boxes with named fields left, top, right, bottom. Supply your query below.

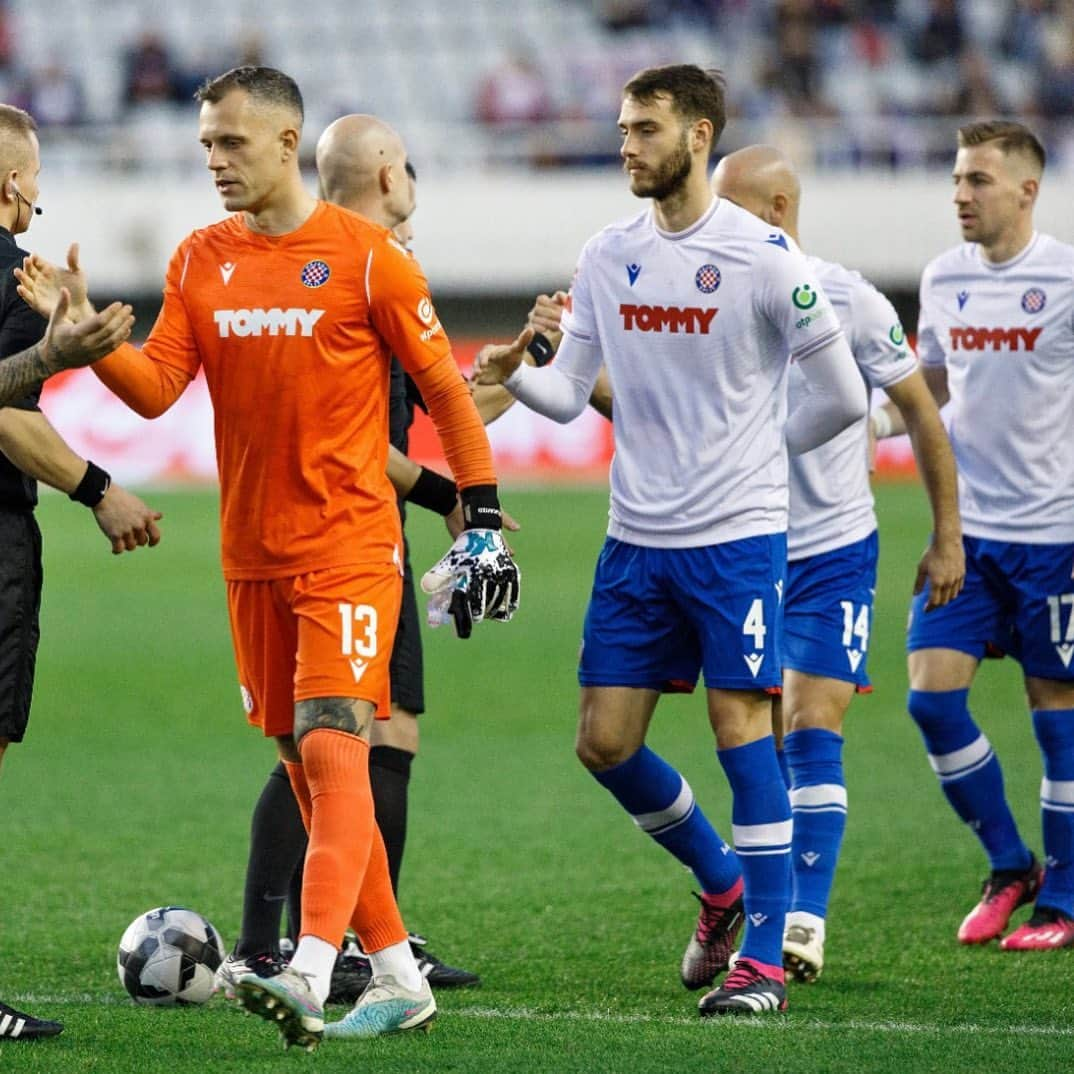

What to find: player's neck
left=979, top=221, right=1034, bottom=265
left=243, top=187, right=319, bottom=237
left=652, top=172, right=714, bottom=234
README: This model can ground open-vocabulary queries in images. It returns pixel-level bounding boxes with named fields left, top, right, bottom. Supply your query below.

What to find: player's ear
left=1020, top=176, right=1039, bottom=208
left=279, top=126, right=300, bottom=161
left=769, top=193, right=789, bottom=228
left=378, top=162, right=393, bottom=196
left=690, top=118, right=713, bottom=156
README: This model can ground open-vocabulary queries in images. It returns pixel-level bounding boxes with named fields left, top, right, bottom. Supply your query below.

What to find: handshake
left=421, top=528, right=521, bottom=640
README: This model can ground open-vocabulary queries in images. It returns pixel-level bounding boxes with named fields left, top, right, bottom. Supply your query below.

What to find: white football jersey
left=787, top=256, right=918, bottom=560
left=560, top=197, right=843, bottom=548
left=917, top=232, right=1074, bottom=543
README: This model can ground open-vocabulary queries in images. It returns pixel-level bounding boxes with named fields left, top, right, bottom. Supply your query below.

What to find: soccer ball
left=116, top=906, right=225, bottom=1005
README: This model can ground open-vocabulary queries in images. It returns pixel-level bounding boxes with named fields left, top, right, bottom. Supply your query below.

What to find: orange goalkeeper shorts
left=226, top=561, right=403, bottom=738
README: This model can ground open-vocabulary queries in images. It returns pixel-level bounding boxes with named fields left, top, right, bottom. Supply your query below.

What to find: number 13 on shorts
left=338, top=602, right=379, bottom=672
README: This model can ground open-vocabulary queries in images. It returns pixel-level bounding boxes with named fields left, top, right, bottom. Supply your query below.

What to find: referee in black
left=0, top=103, right=162, bottom=1041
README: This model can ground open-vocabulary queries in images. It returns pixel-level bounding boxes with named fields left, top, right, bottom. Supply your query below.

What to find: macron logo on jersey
left=213, top=308, right=325, bottom=338
left=949, top=326, right=1042, bottom=352
left=620, top=304, right=717, bottom=334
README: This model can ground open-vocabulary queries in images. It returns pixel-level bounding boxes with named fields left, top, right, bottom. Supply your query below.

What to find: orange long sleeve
left=409, top=355, right=496, bottom=491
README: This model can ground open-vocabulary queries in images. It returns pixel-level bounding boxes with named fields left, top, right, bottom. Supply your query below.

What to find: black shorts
left=0, top=510, right=42, bottom=743
left=389, top=537, right=424, bottom=715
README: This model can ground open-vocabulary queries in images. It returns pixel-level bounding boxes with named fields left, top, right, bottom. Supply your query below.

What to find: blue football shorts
left=578, top=533, right=786, bottom=693
left=907, top=535, right=1074, bottom=681
left=783, top=530, right=878, bottom=689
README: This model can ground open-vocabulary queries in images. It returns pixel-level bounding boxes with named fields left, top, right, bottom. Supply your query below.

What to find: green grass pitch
left=2, top=484, right=1070, bottom=1073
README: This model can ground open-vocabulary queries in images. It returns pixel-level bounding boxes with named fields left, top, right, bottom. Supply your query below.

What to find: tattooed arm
left=0, top=289, right=134, bottom=406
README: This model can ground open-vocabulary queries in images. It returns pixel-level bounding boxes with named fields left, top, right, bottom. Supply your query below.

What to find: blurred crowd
left=0, top=0, right=1071, bottom=171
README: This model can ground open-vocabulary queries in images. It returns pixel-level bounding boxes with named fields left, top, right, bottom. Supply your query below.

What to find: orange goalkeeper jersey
left=95, top=201, right=494, bottom=579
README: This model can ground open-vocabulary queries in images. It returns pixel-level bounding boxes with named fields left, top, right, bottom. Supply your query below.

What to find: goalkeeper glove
left=420, top=486, right=520, bottom=638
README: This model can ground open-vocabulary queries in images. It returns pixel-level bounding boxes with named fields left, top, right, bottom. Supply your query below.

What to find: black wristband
left=406, top=466, right=458, bottom=517
left=526, top=332, right=556, bottom=367
left=69, top=460, right=111, bottom=508
left=460, top=483, right=502, bottom=530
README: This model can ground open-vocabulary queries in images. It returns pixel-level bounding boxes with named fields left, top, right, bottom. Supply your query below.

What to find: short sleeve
left=915, top=266, right=946, bottom=368
left=755, top=241, right=843, bottom=362
left=0, top=267, right=47, bottom=410
left=559, top=237, right=599, bottom=346
left=366, top=236, right=453, bottom=376
left=848, top=281, right=918, bottom=390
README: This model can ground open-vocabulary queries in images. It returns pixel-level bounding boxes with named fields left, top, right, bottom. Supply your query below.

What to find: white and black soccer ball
left=117, top=906, right=225, bottom=1005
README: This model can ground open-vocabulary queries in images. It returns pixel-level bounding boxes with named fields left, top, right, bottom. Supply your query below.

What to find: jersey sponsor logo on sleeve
left=416, top=297, right=443, bottom=342
left=1021, top=287, right=1047, bottom=314
left=949, top=326, right=1042, bottom=351
left=626, top=263, right=642, bottom=286
left=957, top=290, right=970, bottom=310
left=213, top=308, right=325, bottom=338
left=219, top=261, right=236, bottom=285
left=695, top=264, right=721, bottom=294
left=300, top=260, right=331, bottom=288
left=791, top=284, right=817, bottom=310
left=888, top=323, right=906, bottom=346
left=619, top=303, right=717, bottom=333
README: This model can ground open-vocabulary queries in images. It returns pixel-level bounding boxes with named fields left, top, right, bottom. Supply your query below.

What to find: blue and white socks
left=592, top=746, right=740, bottom=896
left=784, top=728, right=846, bottom=929
left=1033, top=708, right=1074, bottom=916
left=908, top=688, right=1033, bottom=873
left=718, top=737, right=792, bottom=969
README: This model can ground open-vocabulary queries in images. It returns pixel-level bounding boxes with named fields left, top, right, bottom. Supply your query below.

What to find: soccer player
left=474, top=64, right=865, bottom=1016
left=216, top=117, right=479, bottom=1002
left=712, top=145, right=964, bottom=980
left=0, top=103, right=159, bottom=1042
left=872, top=120, right=1074, bottom=950
left=17, top=67, right=519, bottom=1049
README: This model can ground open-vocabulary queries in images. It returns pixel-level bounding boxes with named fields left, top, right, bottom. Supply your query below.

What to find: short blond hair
left=957, top=120, right=1045, bottom=173
left=0, top=104, right=37, bottom=170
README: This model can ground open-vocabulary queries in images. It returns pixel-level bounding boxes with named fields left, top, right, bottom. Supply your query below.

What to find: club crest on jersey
left=695, top=264, right=721, bottom=294
left=792, top=284, right=817, bottom=310
left=957, top=289, right=970, bottom=311
left=626, top=263, right=642, bottom=286
left=300, top=260, right=331, bottom=288
left=1021, top=287, right=1047, bottom=314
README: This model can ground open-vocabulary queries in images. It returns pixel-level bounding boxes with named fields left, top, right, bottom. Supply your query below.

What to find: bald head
left=316, top=114, right=414, bottom=228
left=712, top=145, right=801, bottom=240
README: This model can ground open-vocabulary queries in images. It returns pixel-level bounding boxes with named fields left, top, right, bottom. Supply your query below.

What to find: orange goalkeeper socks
left=296, top=728, right=375, bottom=947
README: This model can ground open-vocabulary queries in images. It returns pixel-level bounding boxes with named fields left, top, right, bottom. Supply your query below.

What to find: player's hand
left=420, top=529, right=521, bottom=639
left=527, top=291, right=567, bottom=345
left=915, top=532, right=965, bottom=611
left=16, top=244, right=94, bottom=323
left=42, top=289, right=134, bottom=374
left=91, top=483, right=163, bottom=555
left=471, top=327, right=534, bottom=386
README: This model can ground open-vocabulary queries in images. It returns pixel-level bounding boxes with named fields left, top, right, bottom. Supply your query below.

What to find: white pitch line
left=450, top=1005, right=1074, bottom=1039
left=16, top=995, right=1074, bottom=1040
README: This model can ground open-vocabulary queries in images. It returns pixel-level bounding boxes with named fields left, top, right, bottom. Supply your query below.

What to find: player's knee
left=575, top=730, right=633, bottom=773
left=293, top=696, right=374, bottom=745
left=907, top=687, right=969, bottom=733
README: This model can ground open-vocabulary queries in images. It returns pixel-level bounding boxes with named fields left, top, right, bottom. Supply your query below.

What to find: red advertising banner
left=38, top=339, right=918, bottom=485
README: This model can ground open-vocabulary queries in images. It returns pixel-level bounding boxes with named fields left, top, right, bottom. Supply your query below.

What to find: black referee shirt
left=0, top=226, right=47, bottom=511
